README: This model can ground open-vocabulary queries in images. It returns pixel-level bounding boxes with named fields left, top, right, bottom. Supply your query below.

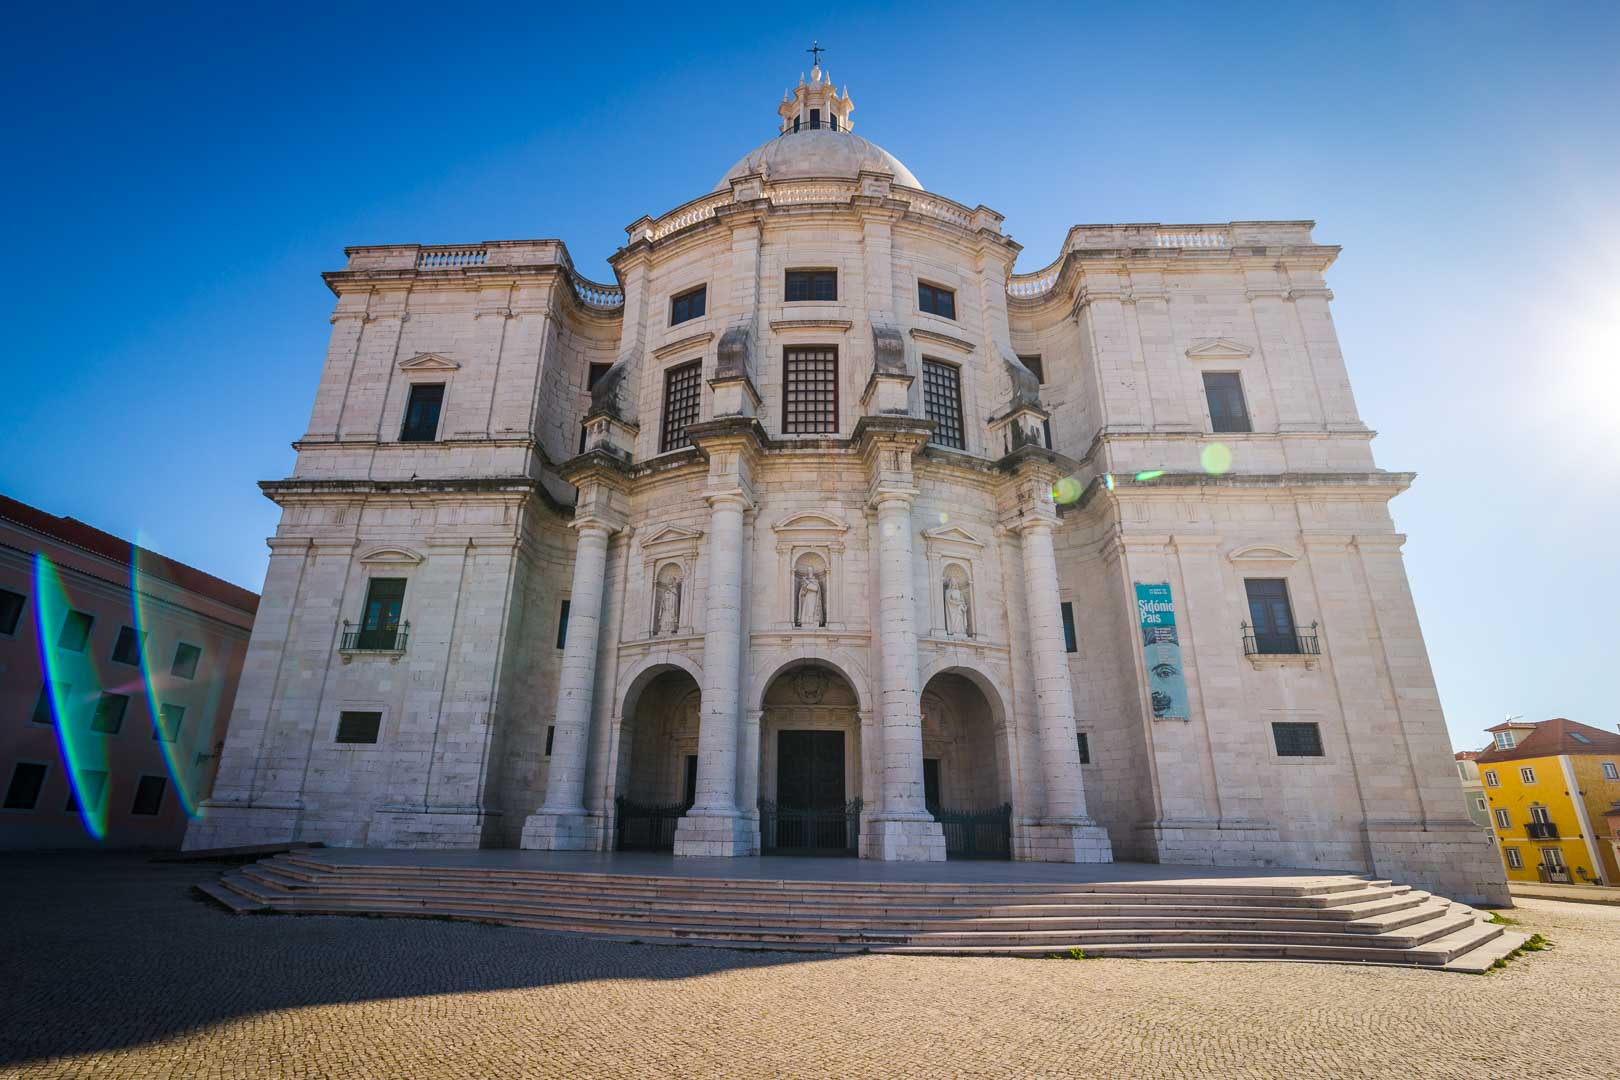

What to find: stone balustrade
left=570, top=275, right=625, bottom=309
left=416, top=246, right=488, bottom=269
left=651, top=193, right=733, bottom=241
left=768, top=181, right=858, bottom=205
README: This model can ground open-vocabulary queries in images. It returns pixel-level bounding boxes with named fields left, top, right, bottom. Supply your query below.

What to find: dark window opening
left=1076, top=732, right=1091, bottom=765
left=587, top=362, right=613, bottom=390
left=829, top=114, right=839, bottom=131
left=91, top=693, right=129, bottom=734
left=1042, top=417, right=1053, bottom=449
left=1203, top=371, right=1251, bottom=433
left=918, top=282, right=956, bottom=320
left=922, top=359, right=965, bottom=450
left=1061, top=602, right=1078, bottom=653
left=400, top=382, right=445, bottom=442
left=4, top=763, right=47, bottom=810
left=155, top=703, right=184, bottom=742
left=1244, top=579, right=1298, bottom=654
left=545, top=725, right=555, bottom=757
left=131, top=775, right=168, bottom=815
left=358, top=578, right=406, bottom=650
left=923, top=758, right=941, bottom=811
left=810, top=108, right=821, bottom=129
left=793, top=116, right=801, bottom=133
left=1272, top=722, right=1324, bottom=757
left=578, top=423, right=589, bottom=455
left=111, top=625, right=143, bottom=666
left=784, top=347, right=839, bottom=434
left=660, top=361, right=703, bottom=452
left=669, top=285, right=707, bottom=326
left=171, top=642, right=202, bottom=679
left=33, top=682, right=64, bottom=725
left=65, top=770, right=107, bottom=813
left=336, top=711, right=382, bottom=744
left=1019, top=355, right=1045, bottom=384
left=58, top=610, right=94, bottom=653
left=0, top=588, right=23, bottom=635
left=785, top=269, right=838, bottom=302
left=556, top=600, right=571, bottom=650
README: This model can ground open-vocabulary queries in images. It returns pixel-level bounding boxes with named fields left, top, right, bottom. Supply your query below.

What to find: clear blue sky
left=5, top=2, right=1616, bottom=752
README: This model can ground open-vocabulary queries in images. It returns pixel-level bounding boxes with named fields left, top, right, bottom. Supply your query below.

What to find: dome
left=714, top=129, right=920, bottom=192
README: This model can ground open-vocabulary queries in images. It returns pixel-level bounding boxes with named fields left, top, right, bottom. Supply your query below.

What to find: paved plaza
left=2, top=853, right=1617, bottom=1079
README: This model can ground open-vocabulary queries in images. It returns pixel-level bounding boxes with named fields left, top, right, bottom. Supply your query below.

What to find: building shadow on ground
left=0, top=852, right=858, bottom=1067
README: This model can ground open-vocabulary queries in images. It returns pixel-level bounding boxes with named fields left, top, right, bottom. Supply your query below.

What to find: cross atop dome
left=776, top=51, right=853, bottom=135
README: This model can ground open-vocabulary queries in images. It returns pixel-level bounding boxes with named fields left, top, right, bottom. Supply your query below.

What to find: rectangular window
left=400, top=383, right=445, bottom=442
left=1475, top=796, right=1487, bottom=812
left=660, top=361, right=703, bottom=452
left=358, top=578, right=406, bottom=650
left=335, top=711, right=382, bottom=744
left=4, top=763, right=47, bottom=811
left=587, top=361, right=613, bottom=390
left=669, top=285, right=707, bottom=326
left=1484, top=769, right=1499, bottom=787
left=155, top=703, right=184, bottom=742
left=1060, top=601, right=1078, bottom=653
left=110, top=625, right=143, bottom=666
left=785, top=270, right=838, bottom=302
left=90, top=693, right=129, bottom=734
left=1203, top=371, right=1251, bottom=433
left=1076, top=732, right=1091, bottom=765
left=1519, top=766, right=1537, bottom=784
left=1493, top=731, right=1516, bottom=750
left=809, top=108, right=821, bottom=129
left=556, top=600, right=571, bottom=650
left=1529, top=805, right=1552, bottom=824
left=171, top=642, right=202, bottom=680
left=1603, top=762, right=1618, bottom=780
left=1504, top=847, right=1523, bottom=869
left=1271, top=722, right=1324, bottom=757
left=1494, top=807, right=1511, bottom=829
left=783, top=346, right=838, bottom=434
left=1244, top=579, right=1298, bottom=654
left=922, top=359, right=965, bottom=450
left=1542, top=847, right=1565, bottom=870
left=131, top=775, right=167, bottom=816
left=33, top=682, right=65, bottom=725
left=65, top=769, right=107, bottom=813
left=1018, top=355, right=1045, bottom=384
left=578, top=423, right=589, bottom=455
left=58, top=610, right=94, bottom=652
left=545, top=725, right=555, bottom=757
left=918, top=282, right=956, bottom=320
left=0, top=588, right=23, bottom=635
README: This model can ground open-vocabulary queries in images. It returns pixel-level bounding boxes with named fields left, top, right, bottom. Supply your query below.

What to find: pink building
left=1, top=495, right=257, bottom=849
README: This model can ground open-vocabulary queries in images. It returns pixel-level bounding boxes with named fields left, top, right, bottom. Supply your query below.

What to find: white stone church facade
left=186, top=67, right=1506, bottom=903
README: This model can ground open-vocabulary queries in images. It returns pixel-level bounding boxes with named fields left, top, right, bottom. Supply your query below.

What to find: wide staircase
left=199, top=852, right=1523, bottom=972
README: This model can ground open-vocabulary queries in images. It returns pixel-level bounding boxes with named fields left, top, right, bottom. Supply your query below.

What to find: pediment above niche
left=357, top=545, right=424, bottom=566
left=772, top=510, right=847, bottom=555
left=1227, top=544, right=1298, bottom=564
left=641, top=524, right=704, bottom=553
left=773, top=511, right=848, bottom=536
left=1185, top=338, right=1252, bottom=361
left=921, top=525, right=985, bottom=549
left=398, top=352, right=460, bottom=371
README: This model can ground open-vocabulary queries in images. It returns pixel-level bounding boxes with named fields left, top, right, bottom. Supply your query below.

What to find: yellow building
left=1474, top=718, right=1620, bottom=885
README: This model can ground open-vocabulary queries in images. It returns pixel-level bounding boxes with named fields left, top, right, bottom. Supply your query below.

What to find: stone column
left=521, top=520, right=612, bottom=849
left=673, top=492, right=756, bottom=855
left=865, top=490, right=946, bottom=861
left=1016, top=512, right=1114, bottom=863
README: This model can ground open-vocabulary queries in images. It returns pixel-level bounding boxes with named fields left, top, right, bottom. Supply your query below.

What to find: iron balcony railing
left=758, top=798, right=861, bottom=856
left=1241, top=621, right=1320, bottom=657
left=340, top=621, right=409, bottom=653
left=1526, top=820, right=1560, bottom=840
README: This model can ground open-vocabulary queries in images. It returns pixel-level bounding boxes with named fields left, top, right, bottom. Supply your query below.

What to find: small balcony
left=339, top=621, right=409, bottom=663
left=1526, top=820, right=1559, bottom=840
left=1241, top=621, right=1320, bottom=668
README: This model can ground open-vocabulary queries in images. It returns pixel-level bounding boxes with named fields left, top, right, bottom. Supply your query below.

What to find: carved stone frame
left=639, top=525, right=703, bottom=639
left=771, top=511, right=849, bottom=632
left=922, top=525, right=986, bottom=640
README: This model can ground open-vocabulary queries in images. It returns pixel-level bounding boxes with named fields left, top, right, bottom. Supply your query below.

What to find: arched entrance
left=921, top=671, right=1012, bottom=859
left=615, top=668, right=700, bottom=850
left=758, top=663, right=863, bottom=856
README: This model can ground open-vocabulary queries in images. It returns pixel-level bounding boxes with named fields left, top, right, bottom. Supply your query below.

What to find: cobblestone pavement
left=2, top=854, right=1617, bottom=1079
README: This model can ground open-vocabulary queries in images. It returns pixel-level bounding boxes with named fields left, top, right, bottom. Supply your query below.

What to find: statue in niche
left=944, top=569, right=972, bottom=637
left=795, top=561, right=825, bottom=628
left=654, top=565, right=682, bottom=635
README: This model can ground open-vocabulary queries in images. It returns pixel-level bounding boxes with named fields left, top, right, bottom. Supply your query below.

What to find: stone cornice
left=652, top=330, right=714, bottom=359
left=908, top=326, right=976, bottom=353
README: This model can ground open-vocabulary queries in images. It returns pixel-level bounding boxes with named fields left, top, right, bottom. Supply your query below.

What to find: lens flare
left=1051, top=476, right=1083, bottom=504
left=132, top=535, right=204, bottom=819
left=1134, top=470, right=1165, bottom=482
left=34, top=554, right=110, bottom=840
left=1200, top=443, right=1232, bottom=475
left=938, top=512, right=949, bottom=524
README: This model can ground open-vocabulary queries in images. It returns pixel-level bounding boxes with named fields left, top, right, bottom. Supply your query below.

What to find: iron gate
left=934, top=803, right=1012, bottom=860
left=614, top=796, right=686, bottom=852
left=758, top=798, right=861, bottom=856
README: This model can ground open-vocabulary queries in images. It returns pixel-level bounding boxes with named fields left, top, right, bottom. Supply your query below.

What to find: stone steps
left=201, top=855, right=1508, bottom=969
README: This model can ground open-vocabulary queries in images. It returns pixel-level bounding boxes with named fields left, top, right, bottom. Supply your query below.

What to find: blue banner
left=1135, top=582, right=1189, bottom=720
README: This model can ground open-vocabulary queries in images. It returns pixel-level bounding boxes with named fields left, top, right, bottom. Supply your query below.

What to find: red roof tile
left=0, top=494, right=258, bottom=614
left=1473, top=718, right=1620, bottom=764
